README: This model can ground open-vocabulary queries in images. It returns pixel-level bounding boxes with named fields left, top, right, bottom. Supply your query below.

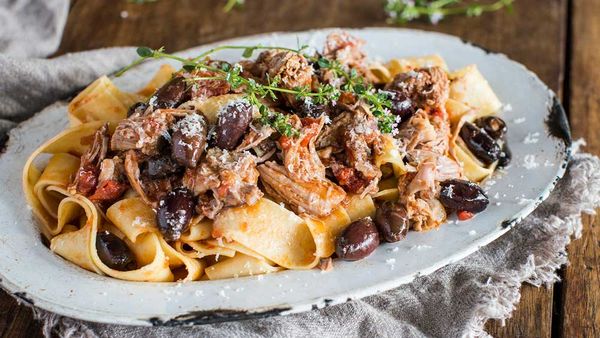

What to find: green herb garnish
left=385, top=0, right=514, bottom=24
left=116, top=45, right=397, bottom=135
left=223, top=0, right=244, bottom=12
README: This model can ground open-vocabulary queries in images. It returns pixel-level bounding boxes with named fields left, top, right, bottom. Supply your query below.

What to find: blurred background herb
left=384, top=0, right=514, bottom=24
left=132, top=0, right=515, bottom=25
left=223, top=0, right=245, bottom=12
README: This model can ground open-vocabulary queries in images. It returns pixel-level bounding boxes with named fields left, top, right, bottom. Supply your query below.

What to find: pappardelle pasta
left=23, top=31, right=510, bottom=282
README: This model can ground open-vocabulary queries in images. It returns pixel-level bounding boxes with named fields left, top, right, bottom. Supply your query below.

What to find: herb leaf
left=136, top=46, right=154, bottom=57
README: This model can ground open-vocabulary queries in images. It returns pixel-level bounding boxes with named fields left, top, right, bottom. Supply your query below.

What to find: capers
left=96, top=231, right=136, bottom=271
left=156, top=188, right=195, bottom=241
left=335, top=217, right=380, bottom=261
left=439, top=179, right=489, bottom=213
left=374, top=201, right=409, bottom=242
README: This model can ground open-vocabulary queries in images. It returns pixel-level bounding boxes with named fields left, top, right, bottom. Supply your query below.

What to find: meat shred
left=182, top=148, right=263, bottom=219
left=385, top=67, right=449, bottom=111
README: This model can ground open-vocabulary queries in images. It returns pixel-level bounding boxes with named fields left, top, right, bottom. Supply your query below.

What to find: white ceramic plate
left=0, top=28, right=571, bottom=326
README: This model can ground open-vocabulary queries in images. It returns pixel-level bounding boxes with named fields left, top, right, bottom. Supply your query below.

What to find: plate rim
left=0, top=27, right=572, bottom=326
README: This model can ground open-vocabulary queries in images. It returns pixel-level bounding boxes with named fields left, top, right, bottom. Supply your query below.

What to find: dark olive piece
left=296, top=100, right=332, bottom=119
left=96, top=231, right=136, bottom=271
left=497, top=142, right=512, bottom=167
left=374, top=201, right=409, bottom=242
left=127, top=102, right=149, bottom=117
left=151, top=77, right=190, bottom=109
left=335, top=217, right=380, bottom=261
left=144, top=156, right=181, bottom=179
left=460, top=122, right=501, bottom=165
left=171, top=114, right=208, bottom=168
left=214, top=101, right=253, bottom=150
left=389, top=90, right=416, bottom=123
left=156, top=188, right=195, bottom=241
left=439, top=179, right=489, bottom=213
left=474, top=116, right=507, bottom=140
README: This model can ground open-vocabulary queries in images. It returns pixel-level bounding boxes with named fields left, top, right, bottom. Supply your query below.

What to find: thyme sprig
left=116, top=45, right=397, bottom=135
left=385, top=0, right=514, bottom=24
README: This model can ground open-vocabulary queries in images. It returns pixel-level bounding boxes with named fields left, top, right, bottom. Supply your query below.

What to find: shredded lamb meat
left=323, top=31, right=369, bottom=76
left=324, top=106, right=384, bottom=196
left=70, top=123, right=109, bottom=196
left=278, top=116, right=326, bottom=182
left=385, top=66, right=449, bottom=111
left=184, top=69, right=231, bottom=100
left=88, top=156, right=128, bottom=203
left=111, top=110, right=174, bottom=156
left=250, top=50, right=313, bottom=106
left=182, top=148, right=262, bottom=219
left=258, top=161, right=346, bottom=217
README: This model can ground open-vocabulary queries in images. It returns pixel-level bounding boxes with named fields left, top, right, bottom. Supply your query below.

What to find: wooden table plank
left=3, top=1, right=569, bottom=336
left=561, top=0, right=600, bottom=336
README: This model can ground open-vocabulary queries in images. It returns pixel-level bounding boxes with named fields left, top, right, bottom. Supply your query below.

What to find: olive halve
left=335, top=217, right=380, bottom=261
left=439, top=179, right=489, bottom=213
left=171, top=113, right=208, bottom=168
left=156, top=188, right=195, bottom=241
left=127, top=102, right=149, bottom=117
left=374, top=201, right=409, bottom=243
left=460, top=122, right=501, bottom=165
left=214, top=100, right=253, bottom=150
left=497, top=142, right=512, bottom=167
left=474, top=116, right=507, bottom=140
left=96, top=231, right=136, bottom=271
left=151, top=76, right=190, bottom=109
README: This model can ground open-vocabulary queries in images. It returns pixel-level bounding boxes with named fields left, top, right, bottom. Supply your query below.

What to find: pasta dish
left=23, top=31, right=510, bottom=282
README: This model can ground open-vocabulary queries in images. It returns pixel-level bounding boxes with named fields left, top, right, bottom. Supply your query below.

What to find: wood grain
left=0, top=0, right=579, bottom=337
left=560, top=0, right=600, bottom=336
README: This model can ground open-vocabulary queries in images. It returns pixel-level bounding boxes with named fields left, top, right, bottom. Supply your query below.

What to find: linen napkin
left=2, top=2, right=600, bottom=337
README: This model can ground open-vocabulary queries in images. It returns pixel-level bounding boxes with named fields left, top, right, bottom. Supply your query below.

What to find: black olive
left=156, top=188, right=195, bottom=241
left=439, top=179, right=489, bottom=213
left=171, top=113, right=208, bottom=168
left=335, top=217, right=380, bottom=261
left=214, top=101, right=253, bottom=150
left=374, top=201, right=409, bottom=242
left=460, top=122, right=501, bottom=165
left=156, top=131, right=172, bottom=154
left=296, top=100, right=332, bottom=119
left=127, top=102, right=149, bottom=117
left=498, top=142, right=512, bottom=167
left=151, top=77, right=190, bottom=109
left=96, top=231, right=136, bottom=271
left=389, top=90, right=416, bottom=123
left=474, top=116, right=507, bottom=140
left=143, top=156, right=181, bottom=179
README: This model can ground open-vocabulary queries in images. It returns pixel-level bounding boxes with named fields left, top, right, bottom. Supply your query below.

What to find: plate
left=0, top=28, right=571, bottom=326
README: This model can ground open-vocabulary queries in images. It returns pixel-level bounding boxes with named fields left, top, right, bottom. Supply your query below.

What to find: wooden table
left=1, top=0, right=598, bottom=336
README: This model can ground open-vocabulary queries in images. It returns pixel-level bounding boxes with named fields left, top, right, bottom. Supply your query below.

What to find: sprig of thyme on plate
left=117, top=45, right=397, bottom=135
left=385, top=0, right=514, bottom=24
